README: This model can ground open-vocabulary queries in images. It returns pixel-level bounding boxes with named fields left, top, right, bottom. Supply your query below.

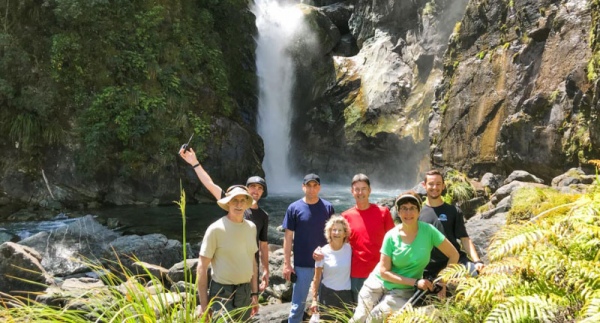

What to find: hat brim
left=217, top=191, right=254, bottom=211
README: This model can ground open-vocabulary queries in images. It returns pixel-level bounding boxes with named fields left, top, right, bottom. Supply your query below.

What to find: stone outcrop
left=430, top=0, right=599, bottom=181
left=18, top=215, right=121, bottom=276
left=0, top=242, right=53, bottom=296
left=289, top=0, right=470, bottom=187
left=103, top=233, right=183, bottom=275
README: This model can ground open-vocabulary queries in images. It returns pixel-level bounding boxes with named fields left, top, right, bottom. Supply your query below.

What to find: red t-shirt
left=342, top=204, right=395, bottom=278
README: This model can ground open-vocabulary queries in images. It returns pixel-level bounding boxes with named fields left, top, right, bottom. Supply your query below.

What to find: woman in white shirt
left=310, top=215, right=352, bottom=320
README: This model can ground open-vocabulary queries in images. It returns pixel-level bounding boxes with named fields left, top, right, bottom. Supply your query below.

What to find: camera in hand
left=179, top=134, right=194, bottom=153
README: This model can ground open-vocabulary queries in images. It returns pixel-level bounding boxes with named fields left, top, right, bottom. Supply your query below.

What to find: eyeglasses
left=399, top=206, right=419, bottom=212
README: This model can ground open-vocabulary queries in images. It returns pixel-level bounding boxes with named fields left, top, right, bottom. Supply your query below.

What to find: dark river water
left=0, top=186, right=404, bottom=246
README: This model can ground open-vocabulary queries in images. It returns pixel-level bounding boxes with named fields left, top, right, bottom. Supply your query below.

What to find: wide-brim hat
left=217, top=186, right=254, bottom=211
left=395, top=194, right=422, bottom=212
left=246, top=176, right=268, bottom=198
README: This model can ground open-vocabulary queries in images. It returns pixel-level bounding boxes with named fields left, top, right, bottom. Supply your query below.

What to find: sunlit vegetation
left=388, top=173, right=600, bottom=322
left=442, top=169, right=476, bottom=205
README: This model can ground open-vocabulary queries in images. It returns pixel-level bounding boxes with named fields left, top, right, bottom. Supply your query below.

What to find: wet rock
left=104, top=233, right=183, bottom=275
left=0, top=242, right=53, bottom=296
left=19, top=215, right=120, bottom=276
left=167, top=259, right=199, bottom=284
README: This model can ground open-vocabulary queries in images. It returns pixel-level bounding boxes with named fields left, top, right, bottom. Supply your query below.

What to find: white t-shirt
left=315, top=242, right=352, bottom=290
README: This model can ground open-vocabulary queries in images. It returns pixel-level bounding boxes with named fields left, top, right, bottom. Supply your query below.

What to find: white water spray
left=252, top=0, right=304, bottom=192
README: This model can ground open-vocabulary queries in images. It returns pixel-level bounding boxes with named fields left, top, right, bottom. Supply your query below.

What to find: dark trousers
left=319, top=284, right=353, bottom=321
left=209, top=280, right=252, bottom=321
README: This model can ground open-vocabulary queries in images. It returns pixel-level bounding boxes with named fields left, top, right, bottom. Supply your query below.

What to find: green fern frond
left=438, top=264, right=471, bottom=283
left=580, top=291, right=600, bottom=322
left=566, top=260, right=600, bottom=299
left=485, top=294, right=558, bottom=323
left=454, top=274, right=516, bottom=306
left=488, top=224, right=552, bottom=261
left=387, top=303, right=439, bottom=323
left=480, top=258, right=524, bottom=276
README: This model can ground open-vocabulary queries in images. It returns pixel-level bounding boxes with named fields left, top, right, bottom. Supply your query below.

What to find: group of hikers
left=179, top=148, right=485, bottom=322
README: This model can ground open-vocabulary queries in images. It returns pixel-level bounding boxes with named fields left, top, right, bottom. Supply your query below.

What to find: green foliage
left=507, top=187, right=579, bottom=223
left=423, top=184, right=600, bottom=322
left=0, top=0, right=255, bottom=177
left=442, top=170, right=475, bottom=204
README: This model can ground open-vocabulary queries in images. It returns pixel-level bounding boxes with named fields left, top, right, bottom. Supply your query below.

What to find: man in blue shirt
left=282, top=174, right=334, bottom=323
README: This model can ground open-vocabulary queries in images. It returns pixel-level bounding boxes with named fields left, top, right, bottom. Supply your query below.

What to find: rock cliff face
left=290, top=0, right=598, bottom=186
left=289, top=0, right=469, bottom=186
left=430, top=0, right=599, bottom=181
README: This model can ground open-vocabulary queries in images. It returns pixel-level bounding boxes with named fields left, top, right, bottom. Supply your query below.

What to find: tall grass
left=0, top=188, right=206, bottom=322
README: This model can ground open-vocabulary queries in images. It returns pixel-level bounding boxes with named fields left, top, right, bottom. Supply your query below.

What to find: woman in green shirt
left=349, top=191, right=459, bottom=323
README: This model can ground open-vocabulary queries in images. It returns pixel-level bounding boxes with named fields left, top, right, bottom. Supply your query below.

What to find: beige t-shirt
left=200, top=216, right=258, bottom=285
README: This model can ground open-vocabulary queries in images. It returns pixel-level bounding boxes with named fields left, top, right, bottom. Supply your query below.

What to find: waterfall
left=252, top=0, right=303, bottom=192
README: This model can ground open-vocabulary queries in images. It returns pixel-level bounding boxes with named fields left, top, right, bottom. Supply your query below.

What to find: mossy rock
left=507, top=187, right=580, bottom=224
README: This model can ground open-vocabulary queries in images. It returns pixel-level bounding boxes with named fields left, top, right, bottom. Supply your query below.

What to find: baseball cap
left=303, top=173, right=321, bottom=185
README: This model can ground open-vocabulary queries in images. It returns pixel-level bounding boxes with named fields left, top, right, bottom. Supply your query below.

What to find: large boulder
left=103, top=233, right=183, bottom=275
left=0, top=242, right=53, bottom=296
left=19, top=215, right=121, bottom=276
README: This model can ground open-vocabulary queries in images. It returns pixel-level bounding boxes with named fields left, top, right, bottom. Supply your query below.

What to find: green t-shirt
left=376, top=221, right=445, bottom=290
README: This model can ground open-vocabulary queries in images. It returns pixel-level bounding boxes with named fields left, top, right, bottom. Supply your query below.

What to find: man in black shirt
left=180, top=148, right=270, bottom=290
left=420, top=170, right=485, bottom=278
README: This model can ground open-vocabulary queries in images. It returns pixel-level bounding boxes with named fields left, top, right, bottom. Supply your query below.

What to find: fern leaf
left=485, top=294, right=557, bottom=323
left=488, top=224, right=551, bottom=261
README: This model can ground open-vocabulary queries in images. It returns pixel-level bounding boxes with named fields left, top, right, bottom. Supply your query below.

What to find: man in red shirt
left=316, top=174, right=395, bottom=303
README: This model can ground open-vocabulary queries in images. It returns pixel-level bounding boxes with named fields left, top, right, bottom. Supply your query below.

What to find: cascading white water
left=252, top=0, right=304, bottom=192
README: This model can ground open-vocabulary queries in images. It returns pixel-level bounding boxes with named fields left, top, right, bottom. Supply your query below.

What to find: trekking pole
left=398, top=280, right=443, bottom=313
left=399, top=288, right=426, bottom=312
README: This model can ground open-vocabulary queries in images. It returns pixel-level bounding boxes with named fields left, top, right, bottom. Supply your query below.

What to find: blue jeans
left=288, top=266, right=314, bottom=323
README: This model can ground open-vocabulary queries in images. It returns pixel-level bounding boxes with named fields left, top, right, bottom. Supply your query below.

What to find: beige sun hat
left=217, top=185, right=254, bottom=211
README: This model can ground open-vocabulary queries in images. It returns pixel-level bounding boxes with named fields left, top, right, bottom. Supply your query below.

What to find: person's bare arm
left=197, top=256, right=212, bottom=318
left=259, top=241, right=270, bottom=291
left=179, top=148, right=223, bottom=199
left=379, top=254, right=434, bottom=291
left=461, top=237, right=484, bottom=271
left=310, top=267, right=323, bottom=314
left=283, top=229, right=295, bottom=281
left=251, top=257, right=259, bottom=316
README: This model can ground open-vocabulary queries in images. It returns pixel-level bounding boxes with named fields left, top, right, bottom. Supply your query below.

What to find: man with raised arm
left=180, top=148, right=270, bottom=290
left=420, top=169, right=485, bottom=278
left=341, top=174, right=395, bottom=302
left=283, top=174, right=334, bottom=323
